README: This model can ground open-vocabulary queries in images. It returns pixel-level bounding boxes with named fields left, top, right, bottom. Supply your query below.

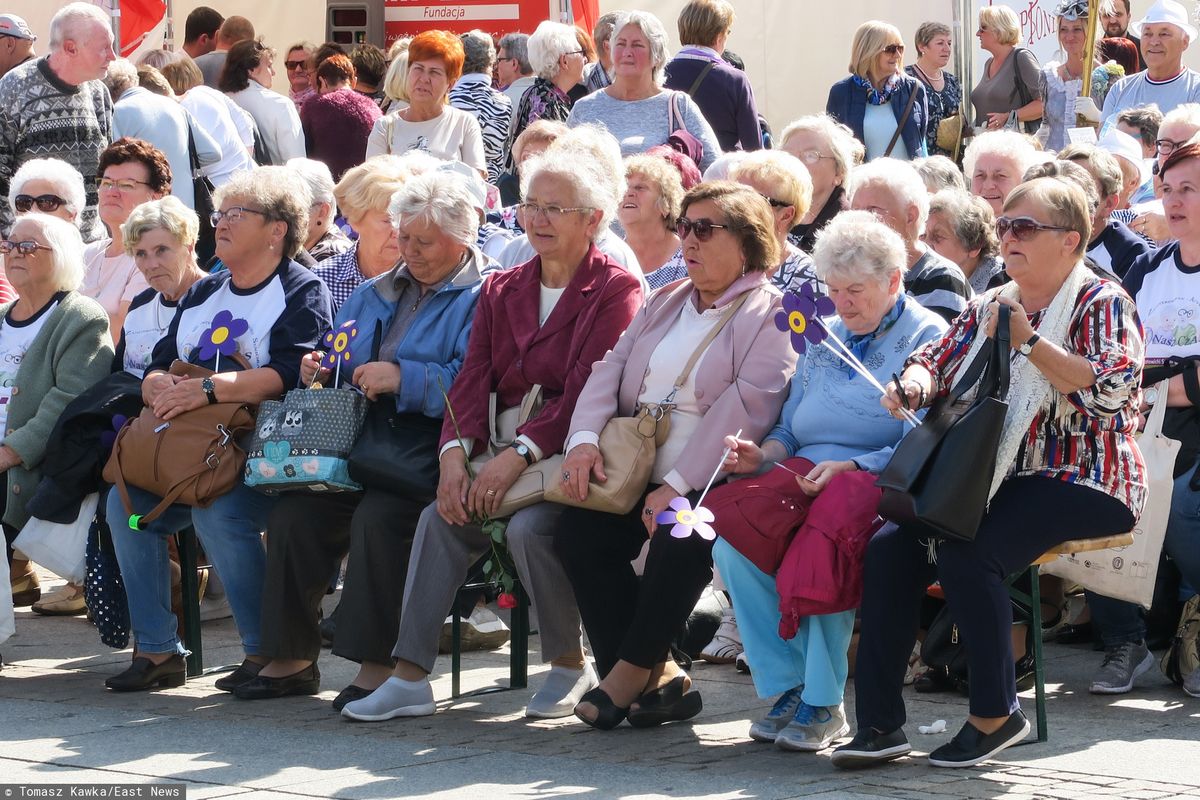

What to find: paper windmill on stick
left=198, top=310, right=248, bottom=372
left=322, top=320, right=358, bottom=387
left=775, top=283, right=834, bottom=354
left=657, top=497, right=717, bottom=540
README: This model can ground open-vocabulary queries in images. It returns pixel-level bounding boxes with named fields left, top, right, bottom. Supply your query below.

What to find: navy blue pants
left=854, top=477, right=1134, bottom=731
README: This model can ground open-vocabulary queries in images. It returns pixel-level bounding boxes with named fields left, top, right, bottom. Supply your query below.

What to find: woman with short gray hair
left=926, top=189, right=1003, bottom=292
left=502, top=21, right=586, bottom=173
left=242, top=170, right=497, bottom=706
left=286, top=157, right=351, bottom=263
left=9, top=158, right=87, bottom=228
left=780, top=115, right=864, bottom=252
left=906, top=21, right=963, bottom=158
left=567, top=11, right=722, bottom=171
left=449, top=30, right=514, bottom=182
left=709, top=209, right=947, bottom=751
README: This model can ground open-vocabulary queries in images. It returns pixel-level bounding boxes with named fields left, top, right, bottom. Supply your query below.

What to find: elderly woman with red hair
left=365, top=30, right=485, bottom=173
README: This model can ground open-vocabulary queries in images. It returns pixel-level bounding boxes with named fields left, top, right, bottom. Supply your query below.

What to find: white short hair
left=703, top=151, right=749, bottom=181
left=521, top=124, right=623, bottom=233
left=528, top=21, right=580, bottom=80
left=12, top=213, right=86, bottom=292
left=389, top=171, right=480, bottom=248
left=1161, top=102, right=1200, bottom=132
left=49, top=2, right=112, bottom=52
left=848, top=157, right=931, bottom=234
left=9, top=158, right=87, bottom=228
left=610, top=11, right=670, bottom=86
left=780, top=114, right=865, bottom=182
left=286, top=158, right=338, bottom=226
left=813, top=209, right=905, bottom=289
left=962, top=130, right=1043, bottom=185
left=105, top=58, right=139, bottom=99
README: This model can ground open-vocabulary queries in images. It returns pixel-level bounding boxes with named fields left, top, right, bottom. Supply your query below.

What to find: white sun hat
left=1129, top=0, right=1199, bottom=43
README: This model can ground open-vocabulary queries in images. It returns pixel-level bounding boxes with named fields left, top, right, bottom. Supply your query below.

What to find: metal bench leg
left=510, top=587, right=528, bottom=690
left=176, top=527, right=203, bottom=678
left=1028, top=565, right=1048, bottom=742
left=451, top=608, right=463, bottom=699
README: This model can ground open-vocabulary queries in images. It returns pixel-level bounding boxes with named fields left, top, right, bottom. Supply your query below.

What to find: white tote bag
left=11, top=493, right=99, bottom=586
left=0, top=541, right=13, bottom=645
left=1042, top=383, right=1178, bottom=608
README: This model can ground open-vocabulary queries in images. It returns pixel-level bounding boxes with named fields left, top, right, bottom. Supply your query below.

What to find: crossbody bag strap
left=662, top=292, right=750, bottom=404
left=885, top=84, right=920, bottom=158
left=687, top=60, right=716, bottom=97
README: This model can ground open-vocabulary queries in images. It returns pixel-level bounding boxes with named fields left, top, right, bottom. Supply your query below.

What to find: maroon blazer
left=441, top=243, right=644, bottom=458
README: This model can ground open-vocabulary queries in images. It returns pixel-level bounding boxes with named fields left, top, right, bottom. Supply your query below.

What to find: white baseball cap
left=1099, top=127, right=1153, bottom=186
left=1129, top=0, right=1199, bottom=42
left=0, top=14, right=35, bottom=41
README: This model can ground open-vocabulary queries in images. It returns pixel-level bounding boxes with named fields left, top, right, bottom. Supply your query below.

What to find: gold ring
left=486, top=489, right=496, bottom=495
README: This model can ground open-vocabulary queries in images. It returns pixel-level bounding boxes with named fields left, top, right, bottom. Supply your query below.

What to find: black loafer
left=233, top=663, right=321, bottom=700
left=830, top=727, right=912, bottom=769
left=332, top=684, right=373, bottom=712
left=928, top=710, right=1031, bottom=768
left=105, top=655, right=186, bottom=692
left=1015, top=652, right=1037, bottom=691
left=628, top=675, right=703, bottom=728
left=214, top=659, right=264, bottom=692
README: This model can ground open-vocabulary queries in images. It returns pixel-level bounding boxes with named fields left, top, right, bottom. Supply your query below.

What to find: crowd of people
left=2, top=0, right=1200, bottom=775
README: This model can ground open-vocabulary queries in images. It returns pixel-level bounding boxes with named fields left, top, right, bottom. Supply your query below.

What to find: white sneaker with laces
left=700, top=607, right=742, bottom=664
left=1089, top=641, right=1153, bottom=694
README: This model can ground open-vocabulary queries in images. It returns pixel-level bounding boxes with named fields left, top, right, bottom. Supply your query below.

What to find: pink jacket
left=566, top=273, right=795, bottom=492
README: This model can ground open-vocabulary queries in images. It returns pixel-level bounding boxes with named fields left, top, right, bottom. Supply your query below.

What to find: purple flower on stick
left=656, top=496, right=716, bottom=540
left=775, top=284, right=834, bottom=354
left=321, top=320, right=358, bottom=369
left=198, top=310, right=248, bottom=361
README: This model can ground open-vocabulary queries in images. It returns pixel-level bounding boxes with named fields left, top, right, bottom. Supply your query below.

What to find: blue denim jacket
left=826, top=74, right=929, bottom=160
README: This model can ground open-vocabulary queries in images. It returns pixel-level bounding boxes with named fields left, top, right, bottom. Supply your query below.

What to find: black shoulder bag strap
left=885, top=84, right=920, bottom=158
left=687, top=60, right=716, bottom=97
left=1011, top=48, right=1035, bottom=133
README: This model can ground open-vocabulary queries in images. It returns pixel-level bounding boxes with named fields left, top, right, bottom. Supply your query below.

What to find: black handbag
left=345, top=321, right=444, bottom=503
left=876, top=306, right=1011, bottom=542
left=84, top=515, right=131, bottom=650
left=920, top=604, right=970, bottom=693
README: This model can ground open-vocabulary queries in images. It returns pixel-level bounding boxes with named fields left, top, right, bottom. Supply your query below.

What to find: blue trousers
left=713, top=538, right=855, bottom=705
left=108, top=481, right=275, bottom=655
left=854, top=477, right=1134, bottom=731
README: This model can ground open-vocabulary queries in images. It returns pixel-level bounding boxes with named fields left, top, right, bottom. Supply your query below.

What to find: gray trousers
left=392, top=500, right=582, bottom=673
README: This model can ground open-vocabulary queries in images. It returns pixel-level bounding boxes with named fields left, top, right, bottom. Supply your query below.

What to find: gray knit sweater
left=0, top=57, right=113, bottom=242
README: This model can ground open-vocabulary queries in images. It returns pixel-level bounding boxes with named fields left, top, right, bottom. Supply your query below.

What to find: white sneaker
left=1183, top=665, right=1200, bottom=698
left=439, top=606, right=511, bottom=652
left=341, top=676, right=435, bottom=721
left=199, top=595, right=232, bottom=622
left=700, top=607, right=742, bottom=664
left=526, top=663, right=599, bottom=718
left=775, top=702, right=850, bottom=752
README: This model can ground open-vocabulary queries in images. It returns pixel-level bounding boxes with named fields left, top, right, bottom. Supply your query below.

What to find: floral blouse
left=905, top=65, right=962, bottom=158
left=503, top=77, right=573, bottom=172
left=906, top=276, right=1147, bottom=515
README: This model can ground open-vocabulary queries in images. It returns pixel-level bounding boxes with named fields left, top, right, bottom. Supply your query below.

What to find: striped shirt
left=906, top=276, right=1147, bottom=516
left=448, top=74, right=512, bottom=183
left=906, top=250, right=972, bottom=323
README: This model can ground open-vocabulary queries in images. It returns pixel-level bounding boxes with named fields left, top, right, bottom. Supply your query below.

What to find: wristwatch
left=1145, top=386, right=1160, bottom=407
left=509, top=441, right=535, bottom=465
left=1018, top=333, right=1041, bottom=357
left=201, top=377, right=218, bottom=405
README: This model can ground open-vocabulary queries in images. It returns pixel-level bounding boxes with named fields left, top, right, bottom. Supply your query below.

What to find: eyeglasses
left=0, top=239, right=52, bottom=256
left=284, top=60, right=307, bottom=71
left=995, top=216, right=1069, bottom=241
left=210, top=206, right=269, bottom=227
left=882, top=43, right=905, bottom=55
left=676, top=216, right=733, bottom=241
left=760, top=194, right=792, bottom=210
left=795, top=149, right=834, bottom=166
left=13, top=193, right=67, bottom=213
left=517, top=202, right=593, bottom=221
left=99, top=177, right=152, bottom=193
left=1156, top=138, right=1189, bottom=155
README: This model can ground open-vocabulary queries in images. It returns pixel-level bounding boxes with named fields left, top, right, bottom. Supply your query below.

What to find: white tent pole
left=110, top=0, right=122, bottom=55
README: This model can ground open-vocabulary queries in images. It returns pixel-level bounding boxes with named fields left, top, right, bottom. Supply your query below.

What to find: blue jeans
left=108, top=481, right=275, bottom=655
left=1165, top=462, right=1200, bottom=595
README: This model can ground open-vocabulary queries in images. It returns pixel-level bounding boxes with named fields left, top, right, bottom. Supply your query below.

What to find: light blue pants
left=712, top=538, right=855, bottom=706
left=108, top=481, right=274, bottom=655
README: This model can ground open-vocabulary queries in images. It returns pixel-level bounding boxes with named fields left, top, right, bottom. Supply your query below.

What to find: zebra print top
left=449, top=74, right=512, bottom=183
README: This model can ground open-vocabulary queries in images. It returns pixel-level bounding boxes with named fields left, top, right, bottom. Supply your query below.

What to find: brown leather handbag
left=103, top=359, right=257, bottom=528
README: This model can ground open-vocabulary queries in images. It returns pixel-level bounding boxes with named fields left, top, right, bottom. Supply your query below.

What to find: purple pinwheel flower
left=655, top=496, right=716, bottom=540
left=197, top=310, right=249, bottom=361
left=321, top=320, right=358, bottom=369
left=774, top=283, right=834, bottom=355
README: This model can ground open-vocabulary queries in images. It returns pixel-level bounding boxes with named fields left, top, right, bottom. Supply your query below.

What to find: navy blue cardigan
left=826, top=74, right=928, bottom=160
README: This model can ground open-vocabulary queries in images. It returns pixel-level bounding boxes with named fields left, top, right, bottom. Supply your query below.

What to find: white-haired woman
left=236, top=171, right=496, bottom=705
left=779, top=115, right=864, bottom=253
left=838, top=178, right=1144, bottom=769
left=502, top=21, right=586, bottom=173
left=552, top=182, right=795, bottom=731
left=926, top=189, right=1004, bottom=293
left=104, top=168, right=332, bottom=693
left=971, top=4, right=1043, bottom=133
left=287, top=158, right=352, bottom=264
left=711, top=210, right=946, bottom=751
left=623, top=154, right=686, bottom=289
left=314, top=154, right=426, bottom=314
left=566, top=11, right=722, bottom=171
left=915, top=155, right=966, bottom=193
left=826, top=20, right=929, bottom=162
left=9, top=158, right=87, bottom=229
left=340, top=127, right=644, bottom=724
left=729, top=150, right=824, bottom=293
left=0, top=214, right=113, bottom=612
left=964, top=130, right=1043, bottom=216
left=116, top=196, right=207, bottom=377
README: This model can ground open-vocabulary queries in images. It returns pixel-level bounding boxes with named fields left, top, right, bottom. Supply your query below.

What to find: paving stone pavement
left=2, top=581, right=1199, bottom=799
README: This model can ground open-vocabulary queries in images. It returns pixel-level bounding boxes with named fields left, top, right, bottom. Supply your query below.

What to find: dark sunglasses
left=995, top=216, right=1069, bottom=241
left=284, top=60, right=307, bottom=71
left=883, top=43, right=905, bottom=55
left=760, top=194, right=792, bottom=210
left=677, top=216, right=733, bottom=242
left=0, top=239, right=52, bottom=256
left=14, top=193, right=67, bottom=213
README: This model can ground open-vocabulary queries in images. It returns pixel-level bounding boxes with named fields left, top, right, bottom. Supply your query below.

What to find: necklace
left=915, top=63, right=944, bottom=84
